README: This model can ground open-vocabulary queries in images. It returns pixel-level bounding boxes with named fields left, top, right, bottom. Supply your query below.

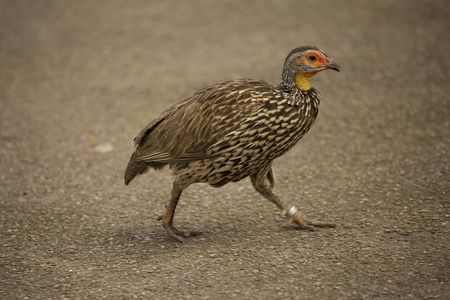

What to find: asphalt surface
left=1, top=0, right=449, bottom=299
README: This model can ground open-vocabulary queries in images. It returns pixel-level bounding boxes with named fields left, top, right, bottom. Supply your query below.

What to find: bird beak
left=326, top=59, right=341, bottom=72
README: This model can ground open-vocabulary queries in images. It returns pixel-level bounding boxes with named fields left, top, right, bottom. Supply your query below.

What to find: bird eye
left=308, top=55, right=317, bottom=62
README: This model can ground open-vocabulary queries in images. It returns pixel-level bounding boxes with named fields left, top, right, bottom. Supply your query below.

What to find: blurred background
left=1, top=0, right=448, bottom=299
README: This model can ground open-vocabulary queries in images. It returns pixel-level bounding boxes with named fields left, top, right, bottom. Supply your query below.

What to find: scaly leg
left=250, top=167, right=337, bottom=230
left=161, top=182, right=200, bottom=242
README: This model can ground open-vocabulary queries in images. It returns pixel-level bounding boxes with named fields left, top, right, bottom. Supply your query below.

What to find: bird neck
left=295, top=72, right=317, bottom=91
left=279, top=67, right=317, bottom=92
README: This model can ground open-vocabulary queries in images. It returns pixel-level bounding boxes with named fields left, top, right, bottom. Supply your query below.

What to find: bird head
left=281, top=46, right=340, bottom=91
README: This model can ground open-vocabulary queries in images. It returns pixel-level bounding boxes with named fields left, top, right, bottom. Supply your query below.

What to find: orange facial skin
left=299, top=51, right=329, bottom=68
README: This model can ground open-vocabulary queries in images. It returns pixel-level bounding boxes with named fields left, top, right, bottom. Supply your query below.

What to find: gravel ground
left=1, top=0, right=449, bottom=299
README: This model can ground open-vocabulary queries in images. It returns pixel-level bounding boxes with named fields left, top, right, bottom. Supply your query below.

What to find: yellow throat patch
left=295, top=72, right=317, bottom=90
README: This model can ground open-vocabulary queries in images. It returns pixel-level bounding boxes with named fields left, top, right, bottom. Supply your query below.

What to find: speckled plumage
left=125, top=46, right=340, bottom=242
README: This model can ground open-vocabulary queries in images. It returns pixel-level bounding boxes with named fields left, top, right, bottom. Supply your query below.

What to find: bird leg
left=250, top=170, right=337, bottom=230
left=161, top=182, right=200, bottom=242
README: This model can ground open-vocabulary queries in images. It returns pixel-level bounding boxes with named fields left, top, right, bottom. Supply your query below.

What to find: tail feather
left=124, top=162, right=147, bottom=185
left=124, top=161, right=168, bottom=185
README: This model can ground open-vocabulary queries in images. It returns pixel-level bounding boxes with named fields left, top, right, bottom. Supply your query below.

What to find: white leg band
left=286, top=206, right=298, bottom=218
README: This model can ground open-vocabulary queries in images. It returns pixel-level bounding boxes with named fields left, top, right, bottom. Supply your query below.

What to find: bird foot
left=162, top=224, right=201, bottom=242
left=285, top=206, right=337, bottom=231
left=289, top=214, right=337, bottom=230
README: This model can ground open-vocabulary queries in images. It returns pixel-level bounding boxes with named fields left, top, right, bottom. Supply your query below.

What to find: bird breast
left=208, top=88, right=320, bottom=169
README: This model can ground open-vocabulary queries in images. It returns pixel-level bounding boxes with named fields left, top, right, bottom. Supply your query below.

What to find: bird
left=125, top=46, right=340, bottom=242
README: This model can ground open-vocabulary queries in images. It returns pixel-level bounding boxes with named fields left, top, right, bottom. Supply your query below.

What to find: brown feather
left=129, top=79, right=273, bottom=165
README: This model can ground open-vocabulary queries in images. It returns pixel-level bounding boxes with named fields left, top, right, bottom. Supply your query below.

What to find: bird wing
left=129, top=79, right=275, bottom=164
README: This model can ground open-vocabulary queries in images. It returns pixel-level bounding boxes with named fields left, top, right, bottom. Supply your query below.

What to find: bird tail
left=124, top=161, right=147, bottom=185
left=124, top=160, right=168, bottom=185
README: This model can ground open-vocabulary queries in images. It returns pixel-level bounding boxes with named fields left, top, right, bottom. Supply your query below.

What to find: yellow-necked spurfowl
left=125, top=46, right=341, bottom=242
